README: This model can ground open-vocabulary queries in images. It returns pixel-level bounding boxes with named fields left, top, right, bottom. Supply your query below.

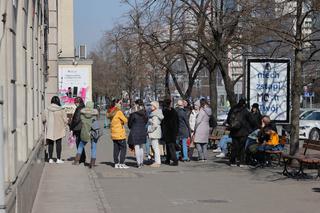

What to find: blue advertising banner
left=247, top=59, right=290, bottom=123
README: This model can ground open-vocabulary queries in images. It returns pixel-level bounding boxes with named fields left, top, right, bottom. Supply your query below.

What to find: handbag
left=67, top=131, right=76, bottom=149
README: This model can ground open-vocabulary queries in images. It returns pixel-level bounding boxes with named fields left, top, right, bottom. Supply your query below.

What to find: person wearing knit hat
left=147, top=101, right=164, bottom=167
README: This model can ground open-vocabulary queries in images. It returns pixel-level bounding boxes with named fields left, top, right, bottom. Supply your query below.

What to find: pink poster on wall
left=58, top=67, right=91, bottom=107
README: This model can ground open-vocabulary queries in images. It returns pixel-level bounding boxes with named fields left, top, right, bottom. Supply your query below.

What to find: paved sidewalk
left=31, top=137, right=103, bottom=213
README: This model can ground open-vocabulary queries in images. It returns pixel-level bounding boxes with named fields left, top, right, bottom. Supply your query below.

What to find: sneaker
left=239, top=164, right=249, bottom=168
left=212, top=148, right=222, bottom=153
left=120, top=164, right=129, bottom=169
left=150, top=163, right=161, bottom=168
left=230, top=164, right=237, bottom=167
left=216, top=153, right=226, bottom=158
left=114, top=163, right=120, bottom=169
left=49, top=159, right=54, bottom=164
left=56, top=159, right=64, bottom=164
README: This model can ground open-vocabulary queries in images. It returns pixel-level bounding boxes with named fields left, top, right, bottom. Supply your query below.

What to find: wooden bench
left=264, top=135, right=287, bottom=166
left=282, top=139, right=320, bottom=179
left=208, top=127, right=229, bottom=149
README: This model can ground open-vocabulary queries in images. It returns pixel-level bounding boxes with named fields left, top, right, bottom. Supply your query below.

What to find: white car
left=299, top=110, right=320, bottom=140
left=217, top=113, right=228, bottom=126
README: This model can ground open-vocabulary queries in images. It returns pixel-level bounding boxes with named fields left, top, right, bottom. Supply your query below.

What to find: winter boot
left=72, top=154, right=81, bottom=165
left=89, top=158, right=96, bottom=169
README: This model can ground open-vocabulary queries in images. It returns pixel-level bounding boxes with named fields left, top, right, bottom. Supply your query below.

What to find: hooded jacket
left=147, top=109, right=164, bottom=139
left=43, top=104, right=68, bottom=141
left=227, top=104, right=255, bottom=137
left=110, top=107, right=128, bottom=140
left=194, top=106, right=212, bottom=143
left=128, top=109, right=148, bottom=145
left=80, top=102, right=98, bottom=142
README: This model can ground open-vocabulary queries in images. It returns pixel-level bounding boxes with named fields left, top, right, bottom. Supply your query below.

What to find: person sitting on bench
left=213, top=135, right=232, bottom=158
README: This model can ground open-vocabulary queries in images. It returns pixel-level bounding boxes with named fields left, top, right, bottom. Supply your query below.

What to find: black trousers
left=74, top=130, right=86, bottom=163
left=47, top=138, right=62, bottom=159
left=113, top=140, right=127, bottom=164
left=166, top=143, right=178, bottom=163
left=230, top=136, right=247, bottom=165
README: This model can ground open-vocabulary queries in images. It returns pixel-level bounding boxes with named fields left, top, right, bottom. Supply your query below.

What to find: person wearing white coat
left=147, top=101, right=164, bottom=167
left=43, top=96, right=68, bottom=164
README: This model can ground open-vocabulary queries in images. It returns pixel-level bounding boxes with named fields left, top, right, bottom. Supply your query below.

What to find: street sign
left=304, top=92, right=315, bottom=97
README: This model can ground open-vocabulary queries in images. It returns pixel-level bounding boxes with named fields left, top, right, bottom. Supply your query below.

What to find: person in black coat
left=128, top=99, right=148, bottom=168
left=226, top=98, right=255, bottom=167
left=70, top=97, right=86, bottom=164
left=251, top=103, right=262, bottom=130
left=176, top=100, right=191, bottom=161
left=161, top=99, right=179, bottom=166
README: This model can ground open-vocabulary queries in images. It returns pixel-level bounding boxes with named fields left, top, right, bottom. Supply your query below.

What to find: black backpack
left=209, top=115, right=217, bottom=128
left=204, top=110, right=217, bottom=128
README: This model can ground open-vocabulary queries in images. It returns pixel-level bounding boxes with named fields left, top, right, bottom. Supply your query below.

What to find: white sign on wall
left=247, top=59, right=290, bottom=123
left=58, top=67, right=91, bottom=106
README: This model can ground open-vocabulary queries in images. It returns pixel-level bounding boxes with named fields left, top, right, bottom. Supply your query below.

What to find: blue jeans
left=218, top=135, right=232, bottom=154
left=176, top=138, right=189, bottom=160
left=77, top=141, right=97, bottom=159
left=145, top=138, right=151, bottom=157
left=257, top=144, right=283, bottom=151
left=245, top=138, right=257, bottom=151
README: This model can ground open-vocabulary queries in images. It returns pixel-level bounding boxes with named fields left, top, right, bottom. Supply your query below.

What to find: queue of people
left=43, top=95, right=282, bottom=169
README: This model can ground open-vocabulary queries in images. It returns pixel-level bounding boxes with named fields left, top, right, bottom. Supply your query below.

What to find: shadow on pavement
left=312, top=187, right=320, bottom=193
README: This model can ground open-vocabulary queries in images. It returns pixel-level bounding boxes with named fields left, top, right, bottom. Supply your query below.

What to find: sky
left=74, top=0, right=130, bottom=52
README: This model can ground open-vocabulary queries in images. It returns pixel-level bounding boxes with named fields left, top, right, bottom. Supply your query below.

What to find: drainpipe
left=0, top=86, right=5, bottom=212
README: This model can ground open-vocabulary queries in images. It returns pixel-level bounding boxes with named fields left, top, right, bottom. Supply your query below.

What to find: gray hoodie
left=147, top=109, right=164, bottom=139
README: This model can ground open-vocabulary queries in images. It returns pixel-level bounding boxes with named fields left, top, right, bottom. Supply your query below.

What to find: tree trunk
left=185, top=78, right=195, bottom=100
left=290, top=0, right=303, bottom=155
left=219, top=61, right=237, bottom=107
left=290, top=50, right=303, bottom=155
left=209, top=64, right=218, bottom=118
left=165, top=69, right=171, bottom=99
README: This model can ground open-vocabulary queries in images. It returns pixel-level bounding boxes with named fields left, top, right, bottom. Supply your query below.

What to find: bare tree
left=125, top=0, right=207, bottom=100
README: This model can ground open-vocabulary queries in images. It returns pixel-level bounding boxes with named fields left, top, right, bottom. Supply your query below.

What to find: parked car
left=299, top=108, right=317, bottom=119
left=299, top=110, right=320, bottom=140
left=216, top=108, right=229, bottom=126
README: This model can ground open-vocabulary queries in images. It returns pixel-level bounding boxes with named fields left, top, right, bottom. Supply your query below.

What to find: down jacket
left=128, top=110, right=148, bottom=145
left=147, top=109, right=164, bottom=139
left=109, top=108, right=128, bottom=140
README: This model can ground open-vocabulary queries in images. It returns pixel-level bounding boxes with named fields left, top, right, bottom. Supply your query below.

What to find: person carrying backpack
left=73, top=101, right=99, bottom=168
left=70, top=97, right=86, bottom=164
left=226, top=98, right=255, bottom=167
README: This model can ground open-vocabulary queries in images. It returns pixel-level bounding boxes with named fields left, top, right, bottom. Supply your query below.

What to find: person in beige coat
left=43, top=96, right=68, bottom=164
